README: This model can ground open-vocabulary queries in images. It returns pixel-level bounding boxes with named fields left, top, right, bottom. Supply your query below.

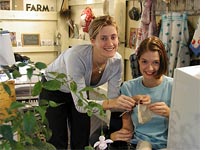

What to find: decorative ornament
left=80, top=7, right=95, bottom=33
left=94, top=135, right=113, bottom=150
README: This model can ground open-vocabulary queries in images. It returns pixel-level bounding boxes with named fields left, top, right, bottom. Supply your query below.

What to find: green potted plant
left=0, top=62, right=107, bottom=150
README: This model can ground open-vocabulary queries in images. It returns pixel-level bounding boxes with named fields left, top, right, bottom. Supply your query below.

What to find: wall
left=0, top=0, right=59, bottom=65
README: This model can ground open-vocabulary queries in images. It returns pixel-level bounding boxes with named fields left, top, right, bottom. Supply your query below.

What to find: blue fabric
left=120, top=75, right=173, bottom=149
left=189, top=44, right=200, bottom=56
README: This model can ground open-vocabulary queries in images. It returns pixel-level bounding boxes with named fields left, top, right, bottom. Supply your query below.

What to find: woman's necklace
left=96, top=63, right=103, bottom=74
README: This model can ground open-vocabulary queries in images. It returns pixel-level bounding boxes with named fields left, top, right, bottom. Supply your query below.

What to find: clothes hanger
left=162, top=0, right=170, bottom=14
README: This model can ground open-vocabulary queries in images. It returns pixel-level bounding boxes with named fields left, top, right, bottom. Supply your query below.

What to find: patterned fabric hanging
left=159, top=12, right=190, bottom=77
left=135, top=0, right=158, bottom=53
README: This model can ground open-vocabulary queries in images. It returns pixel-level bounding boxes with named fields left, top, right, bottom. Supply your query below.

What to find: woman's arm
left=110, top=112, right=133, bottom=142
left=122, top=111, right=133, bottom=132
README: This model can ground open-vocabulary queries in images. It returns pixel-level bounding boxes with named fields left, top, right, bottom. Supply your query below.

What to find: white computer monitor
left=0, top=31, right=16, bottom=66
left=167, top=65, right=200, bottom=150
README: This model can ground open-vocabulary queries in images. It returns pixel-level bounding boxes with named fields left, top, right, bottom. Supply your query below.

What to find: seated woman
left=110, top=36, right=173, bottom=150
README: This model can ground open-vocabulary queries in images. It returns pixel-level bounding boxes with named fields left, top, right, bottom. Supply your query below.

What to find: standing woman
left=110, top=36, right=173, bottom=149
left=39, top=15, right=136, bottom=150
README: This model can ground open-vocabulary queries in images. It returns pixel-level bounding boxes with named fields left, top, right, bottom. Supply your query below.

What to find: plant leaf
left=43, top=80, right=61, bottom=91
left=35, top=62, right=47, bottom=70
left=38, top=99, right=49, bottom=106
left=12, top=70, right=21, bottom=79
left=2, top=82, right=11, bottom=95
left=84, top=146, right=95, bottom=150
left=48, top=101, right=59, bottom=107
left=23, top=111, right=36, bottom=134
left=32, top=81, right=43, bottom=96
left=24, top=135, right=34, bottom=144
left=86, top=109, right=93, bottom=117
left=9, top=101, right=25, bottom=110
left=56, top=73, right=67, bottom=79
left=27, top=68, right=33, bottom=80
left=34, top=106, right=46, bottom=123
left=16, top=62, right=27, bottom=67
left=47, top=72, right=59, bottom=77
left=79, top=86, right=94, bottom=92
left=77, top=99, right=83, bottom=106
left=70, top=81, right=77, bottom=92
left=0, top=125, right=14, bottom=141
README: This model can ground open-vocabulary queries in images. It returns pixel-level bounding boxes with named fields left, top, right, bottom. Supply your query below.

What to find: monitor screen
left=0, top=31, right=16, bottom=66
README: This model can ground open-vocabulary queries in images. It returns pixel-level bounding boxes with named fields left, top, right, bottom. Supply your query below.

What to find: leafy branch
left=0, top=61, right=107, bottom=149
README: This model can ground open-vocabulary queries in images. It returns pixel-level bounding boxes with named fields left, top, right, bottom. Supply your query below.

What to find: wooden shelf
left=12, top=46, right=58, bottom=53
left=0, top=10, right=57, bottom=21
left=68, top=0, right=103, bottom=6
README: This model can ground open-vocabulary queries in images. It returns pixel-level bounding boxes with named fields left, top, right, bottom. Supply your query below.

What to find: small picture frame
left=129, top=28, right=139, bottom=49
left=0, top=0, right=11, bottom=10
left=21, top=34, right=40, bottom=46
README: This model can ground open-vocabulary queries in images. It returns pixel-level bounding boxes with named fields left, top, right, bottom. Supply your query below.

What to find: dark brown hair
left=137, top=36, right=168, bottom=79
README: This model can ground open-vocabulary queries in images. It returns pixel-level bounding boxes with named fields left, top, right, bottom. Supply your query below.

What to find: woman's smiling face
left=138, top=50, right=160, bottom=80
left=91, top=25, right=119, bottom=59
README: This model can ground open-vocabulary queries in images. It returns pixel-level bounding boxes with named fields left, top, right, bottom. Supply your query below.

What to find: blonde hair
left=88, top=15, right=118, bottom=40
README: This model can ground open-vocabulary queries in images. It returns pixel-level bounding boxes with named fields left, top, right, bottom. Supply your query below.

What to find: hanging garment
left=159, top=12, right=190, bottom=77
left=129, top=53, right=141, bottom=78
left=135, top=0, right=158, bottom=53
left=130, top=0, right=157, bottom=79
left=189, top=17, right=200, bottom=56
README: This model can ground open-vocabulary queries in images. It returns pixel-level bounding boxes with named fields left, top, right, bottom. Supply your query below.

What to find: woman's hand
left=110, top=128, right=133, bottom=142
left=132, top=95, right=151, bottom=105
left=105, top=95, right=136, bottom=111
left=149, top=102, right=170, bottom=118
